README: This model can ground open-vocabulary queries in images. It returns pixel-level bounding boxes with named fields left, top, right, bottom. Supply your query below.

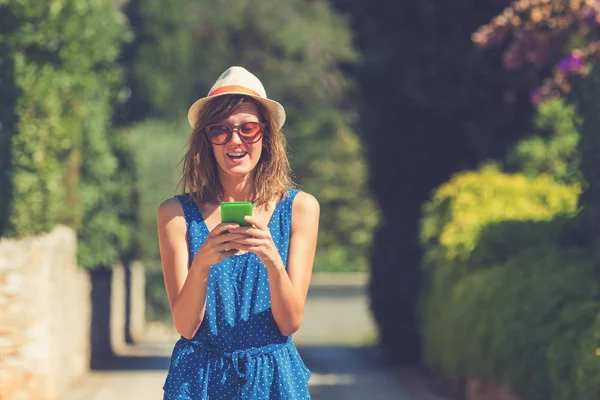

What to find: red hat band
left=209, top=85, right=261, bottom=98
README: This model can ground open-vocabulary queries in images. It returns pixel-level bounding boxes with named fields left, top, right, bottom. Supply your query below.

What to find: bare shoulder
left=293, top=191, right=319, bottom=210
left=292, top=191, right=320, bottom=221
left=157, top=197, right=185, bottom=227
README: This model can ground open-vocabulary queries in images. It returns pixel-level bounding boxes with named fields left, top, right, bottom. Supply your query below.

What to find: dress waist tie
left=186, top=337, right=293, bottom=382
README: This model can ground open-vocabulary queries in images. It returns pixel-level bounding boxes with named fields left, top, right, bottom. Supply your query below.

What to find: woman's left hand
left=229, top=216, right=283, bottom=269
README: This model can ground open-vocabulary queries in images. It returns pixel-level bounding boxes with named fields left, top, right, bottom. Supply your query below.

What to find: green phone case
left=220, top=201, right=253, bottom=226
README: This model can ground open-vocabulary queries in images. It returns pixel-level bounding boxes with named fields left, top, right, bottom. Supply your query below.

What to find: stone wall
left=126, top=261, right=146, bottom=344
left=0, top=226, right=91, bottom=400
left=0, top=225, right=148, bottom=399
left=89, top=263, right=137, bottom=364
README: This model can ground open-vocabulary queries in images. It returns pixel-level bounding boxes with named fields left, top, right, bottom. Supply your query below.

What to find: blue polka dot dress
left=163, top=189, right=311, bottom=399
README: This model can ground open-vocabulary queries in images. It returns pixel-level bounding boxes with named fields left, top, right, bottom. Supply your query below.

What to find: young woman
left=157, top=66, right=319, bottom=399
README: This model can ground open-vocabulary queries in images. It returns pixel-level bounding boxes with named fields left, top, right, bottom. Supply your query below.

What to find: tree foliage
left=0, top=0, right=136, bottom=268
left=119, top=119, right=188, bottom=321
left=505, top=98, right=582, bottom=184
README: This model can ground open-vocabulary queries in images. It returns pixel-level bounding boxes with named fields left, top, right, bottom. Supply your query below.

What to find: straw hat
left=187, top=66, right=286, bottom=130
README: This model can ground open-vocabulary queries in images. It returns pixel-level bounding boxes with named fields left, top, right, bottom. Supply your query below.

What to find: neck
left=218, top=170, right=255, bottom=202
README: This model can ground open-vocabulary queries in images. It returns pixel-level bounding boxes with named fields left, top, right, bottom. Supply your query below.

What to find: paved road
left=66, top=273, right=448, bottom=400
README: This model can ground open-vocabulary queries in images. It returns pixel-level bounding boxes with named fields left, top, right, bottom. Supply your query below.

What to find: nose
left=229, top=127, right=243, bottom=145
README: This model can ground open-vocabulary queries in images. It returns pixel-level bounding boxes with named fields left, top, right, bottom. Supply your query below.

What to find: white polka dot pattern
left=162, top=189, right=311, bottom=399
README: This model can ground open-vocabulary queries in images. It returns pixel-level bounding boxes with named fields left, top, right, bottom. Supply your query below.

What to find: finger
left=214, top=223, right=240, bottom=235
left=230, top=227, right=265, bottom=238
left=213, top=232, right=251, bottom=244
left=244, top=215, right=267, bottom=230
left=238, top=244, right=259, bottom=253
left=229, top=237, right=263, bottom=246
left=214, top=241, right=245, bottom=252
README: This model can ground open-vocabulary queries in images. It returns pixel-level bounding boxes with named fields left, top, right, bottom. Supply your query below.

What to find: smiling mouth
left=227, top=152, right=247, bottom=159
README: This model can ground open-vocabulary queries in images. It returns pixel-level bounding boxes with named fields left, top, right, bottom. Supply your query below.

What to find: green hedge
left=420, top=165, right=580, bottom=278
left=571, top=314, right=600, bottom=398
left=419, top=166, right=595, bottom=399
left=0, top=1, right=136, bottom=268
left=0, top=37, right=19, bottom=232
left=431, top=245, right=599, bottom=400
left=78, top=109, right=138, bottom=268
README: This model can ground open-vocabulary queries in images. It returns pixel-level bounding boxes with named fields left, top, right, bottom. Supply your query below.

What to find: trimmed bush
left=419, top=166, right=600, bottom=399
left=429, top=245, right=598, bottom=400
left=570, top=314, right=600, bottom=399
left=418, top=167, right=579, bottom=365
left=420, top=165, right=580, bottom=277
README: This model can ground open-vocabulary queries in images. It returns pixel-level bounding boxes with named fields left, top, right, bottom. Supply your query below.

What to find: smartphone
left=221, top=202, right=253, bottom=255
left=220, top=201, right=254, bottom=227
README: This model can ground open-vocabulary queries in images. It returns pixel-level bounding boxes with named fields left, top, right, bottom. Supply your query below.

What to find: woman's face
left=211, top=101, right=264, bottom=178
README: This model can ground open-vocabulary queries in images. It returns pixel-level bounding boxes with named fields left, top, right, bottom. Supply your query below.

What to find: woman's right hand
left=191, top=223, right=249, bottom=270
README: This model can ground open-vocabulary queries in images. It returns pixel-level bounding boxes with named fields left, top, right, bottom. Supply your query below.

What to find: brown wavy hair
left=180, top=95, right=296, bottom=207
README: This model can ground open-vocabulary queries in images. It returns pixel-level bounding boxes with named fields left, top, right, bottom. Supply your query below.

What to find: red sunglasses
left=205, top=122, right=266, bottom=145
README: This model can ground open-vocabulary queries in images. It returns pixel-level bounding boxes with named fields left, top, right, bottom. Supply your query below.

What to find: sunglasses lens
left=207, top=124, right=230, bottom=144
left=206, top=122, right=264, bottom=144
left=239, top=122, right=263, bottom=142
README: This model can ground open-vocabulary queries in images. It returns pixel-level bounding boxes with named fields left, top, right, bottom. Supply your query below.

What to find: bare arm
left=231, top=192, right=320, bottom=336
left=157, top=198, right=246, bottom=339
left=268, top=192, right=319, bottom=335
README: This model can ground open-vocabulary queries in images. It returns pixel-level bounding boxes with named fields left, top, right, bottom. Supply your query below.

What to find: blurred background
left=1, top=0, right=600, bottom=399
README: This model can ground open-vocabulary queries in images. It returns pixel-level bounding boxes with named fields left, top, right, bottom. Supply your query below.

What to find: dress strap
left=283, top=188, right=301, bottom=222
left=175, top=194, right=203, bottom=230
